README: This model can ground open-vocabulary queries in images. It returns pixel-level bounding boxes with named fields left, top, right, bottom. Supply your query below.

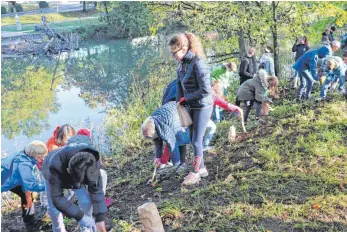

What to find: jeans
left=46, top=170, right=108, bottom=232
left=297, top=70, right=315, bottom=99
left=203, top=120, right=217, bottom=147
left=293, top=70, right=299, bottom=87
left=212, top=107, right=223, bottom=123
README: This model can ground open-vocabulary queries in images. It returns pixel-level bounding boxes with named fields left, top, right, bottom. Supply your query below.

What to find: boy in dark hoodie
left=42, top=134, right=107, bottom=232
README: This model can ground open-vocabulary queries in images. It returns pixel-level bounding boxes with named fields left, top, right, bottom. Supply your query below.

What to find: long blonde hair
left=169, top=32, right=206, bottom=59
left=267, top=76, right=279, bottom=98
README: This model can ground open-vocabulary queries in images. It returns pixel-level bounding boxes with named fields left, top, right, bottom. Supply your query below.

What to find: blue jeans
left=212, top=107, right=223, bottom=123
left=203, top=120, right=217, bottom=147
left=46, top=181, right=93, bottom=232
left=297, top=70, right=315, bottom=99
left=171, top=128, right=191, bottom=165
left=45, top=170, right=107, bottom=232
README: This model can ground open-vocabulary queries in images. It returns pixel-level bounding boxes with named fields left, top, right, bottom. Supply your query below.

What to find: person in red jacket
left=203, top=82, right=243, bottom=150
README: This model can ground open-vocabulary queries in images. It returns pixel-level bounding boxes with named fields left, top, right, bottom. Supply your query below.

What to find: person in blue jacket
left=317, top=56, right=346, bottom=100
left=169, top=32, right=213, bottom=185
left=1, top=140, right=48, bottom=225
left=293, top=41, right=340, bottom=100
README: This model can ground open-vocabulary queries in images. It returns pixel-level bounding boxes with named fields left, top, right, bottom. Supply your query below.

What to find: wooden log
left=228, top=125, right=236, bottom=143
left=138, top=202, right=165, bottom=232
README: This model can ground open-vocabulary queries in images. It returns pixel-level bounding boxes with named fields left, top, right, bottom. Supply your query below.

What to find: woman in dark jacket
left=168, top=33, right=213, bottom=185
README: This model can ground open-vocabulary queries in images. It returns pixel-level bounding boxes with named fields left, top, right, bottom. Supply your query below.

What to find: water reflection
left=1, top=39, right=157, bottom=154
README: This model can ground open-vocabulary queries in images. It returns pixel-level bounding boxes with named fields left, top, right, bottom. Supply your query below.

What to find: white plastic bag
left=177, top=103, right=192, bottom=127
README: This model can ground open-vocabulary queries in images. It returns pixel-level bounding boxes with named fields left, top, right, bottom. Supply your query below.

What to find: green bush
left=14, top=3, right=23, bottom=12
left=38, top=1, right=49, bottom=9
left=105, top=58, right=176, bottom=158
left=1, top=6, right=7, bottom=14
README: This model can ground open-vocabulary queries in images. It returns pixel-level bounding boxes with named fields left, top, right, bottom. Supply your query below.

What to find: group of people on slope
left=141, top=33, right=279, bottom=186
left=292, top=26, right=347, bottom=102
left=4, top=27, right=346, bottom=231
left=2, top=125, right=111, bottom=231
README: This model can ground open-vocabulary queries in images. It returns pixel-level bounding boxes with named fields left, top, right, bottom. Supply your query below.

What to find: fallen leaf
left=312, top=203, right=320, bottom=210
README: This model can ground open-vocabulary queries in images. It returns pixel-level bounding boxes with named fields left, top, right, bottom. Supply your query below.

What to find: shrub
left=105, top=58, right=176, bottom=158
left=38, top=1, right=49, bottom=9
left=1, top=5, right=7, bottom=14
left=14, top=3, right=23, bottom=12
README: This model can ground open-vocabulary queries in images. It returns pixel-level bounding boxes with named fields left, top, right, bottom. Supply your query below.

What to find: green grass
left=1, top=18, right=99, bottom=33
left=1, top=11, right=100, bottom=26
left=102, top=90, right=347, bottom=231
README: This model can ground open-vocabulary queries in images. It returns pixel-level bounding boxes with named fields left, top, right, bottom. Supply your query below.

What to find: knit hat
left=77, top=128, right=91, bottom=137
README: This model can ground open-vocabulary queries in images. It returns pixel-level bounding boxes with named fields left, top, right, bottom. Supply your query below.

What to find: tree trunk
left=238, top=29, right=246, bottom=60
left=272, top=2, right=280, bottom=78
left=103, top=1, right=110, bottom=23
left=82, top=1, right=86, bottom=12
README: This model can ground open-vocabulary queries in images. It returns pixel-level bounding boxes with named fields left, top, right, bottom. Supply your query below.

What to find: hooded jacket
left=162, top=79, right=177, bottom=105
left=1, top=151, right=45, bottom=193
left=42, top=135, right=106, bottom=222
left=293, top=46, right=332, bottom=81
left=323, top=57, right=346, bottom=91
left=237, top=70, right=269, bottom=102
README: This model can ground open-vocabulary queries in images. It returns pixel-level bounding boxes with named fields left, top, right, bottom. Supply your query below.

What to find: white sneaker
left=198, top=167, right=208, bottom=177
left=182, top=172, right=201, bottom=185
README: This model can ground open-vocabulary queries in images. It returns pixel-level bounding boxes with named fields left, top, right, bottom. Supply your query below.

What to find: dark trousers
left=179, top=145, right=186, bottom=164
left=189, top=106, right=213, bottom=170
left=10, top=186, right=35, bottom=223
left=243, top=100, right=262, bottom=122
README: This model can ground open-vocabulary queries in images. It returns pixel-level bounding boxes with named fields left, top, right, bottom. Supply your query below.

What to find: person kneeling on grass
left=237, top=69, right=279, bottom=123
left=42, top=135, right=107, bottom=232
left=1, top=141, right=48, bottom=226
left=141, top=101, right=192, bottom=176
left=317, top=56, right=346, bottom=101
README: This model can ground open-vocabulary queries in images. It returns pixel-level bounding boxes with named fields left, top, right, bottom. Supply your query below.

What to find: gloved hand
left=24, top=191, right=33, bottom=209
left=79, top=215, right=96, bottom=232
left=179, top=97, right=186, bottom=104
left=154, top=158, right=162, bottom=167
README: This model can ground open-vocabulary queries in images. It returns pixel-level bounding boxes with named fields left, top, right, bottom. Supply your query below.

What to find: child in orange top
left=46, top=125, right=76, bottom=153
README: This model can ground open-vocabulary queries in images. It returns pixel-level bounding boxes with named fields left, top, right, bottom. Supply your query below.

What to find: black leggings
left=10, top=186, right=35, bottom=223
left=189, top=106, right=213, bottom=171
left=179, top=145, right=186, bottom=164
left=243, top=100, right=262, bottom=122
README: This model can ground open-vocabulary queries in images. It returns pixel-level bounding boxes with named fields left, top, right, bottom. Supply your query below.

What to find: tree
left=1, top=62, right=61, bottom=139
left=99, top=2, right=154, bottom=38
left=82, top=1, right=86, bottom=12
